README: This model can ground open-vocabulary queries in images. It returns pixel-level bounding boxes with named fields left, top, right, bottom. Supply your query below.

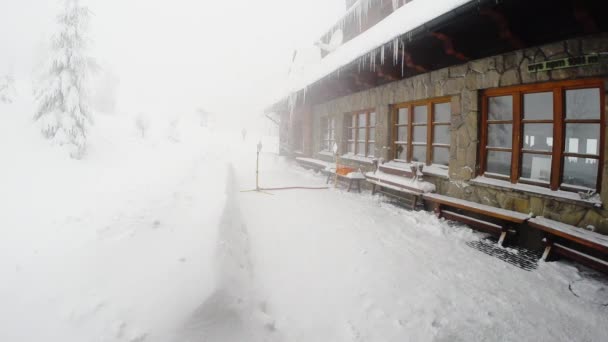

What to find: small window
left=344, top=110, right=375, bottom=157
left=320, top=116, right=336, bottom=152
left=393, top=98, right=451, bottom=166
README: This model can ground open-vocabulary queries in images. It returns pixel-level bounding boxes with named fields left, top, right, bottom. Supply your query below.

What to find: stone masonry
left=306, top=34, right=608, bottom=235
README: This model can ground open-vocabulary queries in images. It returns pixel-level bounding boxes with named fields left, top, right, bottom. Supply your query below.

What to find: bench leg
left=347, top=179, right=353, bottom=192
left=497, top=230, right=508, bottom=246
left=326, top=173, right=331, bottom=184
left=433, top=204, right=442, bottom=218
left=372, top=184, right=377, bottom=195
left=541, top=238, right=553, bottom=261
left=356, top=180, right=361, bottom=193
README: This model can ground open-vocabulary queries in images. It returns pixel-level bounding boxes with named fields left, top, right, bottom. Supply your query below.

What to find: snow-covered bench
left=423, top=193, right=530, bottom=246
left=528, top=217, right=608, bottom=274
left=325, top=165, right=366, bottom=192
left=295, top=157, right=334, bottom=173
left=365, top=171, right=435, bottom=210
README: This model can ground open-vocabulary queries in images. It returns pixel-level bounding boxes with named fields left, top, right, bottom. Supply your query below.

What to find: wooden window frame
left=391, top=97, right=452, bottom=165
left=345, top=109, right=376, bottom=157
left=480, top=78, right=605, bottom=192
left=320, top=116, right=336, bottom=152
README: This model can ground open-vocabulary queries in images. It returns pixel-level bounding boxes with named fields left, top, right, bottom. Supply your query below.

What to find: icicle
left=380, top=45, right=385, bottom=65
left=392, top=0, right=399, bottom=11
left=303, top=86, right=307, bottom=105
left=401, top=41, right=405, bottom=77
left=393, top=38, right=399, bottom=65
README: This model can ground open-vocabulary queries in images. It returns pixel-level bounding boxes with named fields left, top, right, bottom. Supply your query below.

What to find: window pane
left=414, top=105, right=427, bottom=123
left=346, top=128, right=355, bottom=139
left=488, top=95, right=512, bottom=121
left=351, top=114, right=356, bottom=127
left=397, top=126, right=408, bottom=142
left=358, top=128, right=366, bottom=141
left=432, top=147, right=449, bottom=165
left=367, top=143, right=375, bottom=157
left=412, top=146, right=426, bottom=162
left=563, top=157, right=598, bottom=189
left=369, top=112, right=376, bottom=126
left=486, top=150, right=512, bottom=176
left=565, top=124, right=600, bottom=155
left=369, top=127, right=375, bottom=141
left=566, top=88, right=600, bottom=119
left=487, top=124, right=512, bottom=148
left=348, top=142, right=355, bottom=153
left=521, top=153, right=552, bottom=183
left=398, top=108, right=408, bottom=124
left=433, top=125, right=450, bottom=144
left=434, top=102, right=451, bottom=122
left=358, top=113, right=366, bottom=127
left=523, top=124, right=553, bottom=152
left=357, top=142, right=365, bottom=155
left=395, top=144, right=407, bottom=160
left=524, top=92, right=553, bottom=120
left=413, top=126, right=427, bottom=143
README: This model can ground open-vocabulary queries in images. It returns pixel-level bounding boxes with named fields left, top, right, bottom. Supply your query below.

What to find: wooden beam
left=480, top=7, right=525, bottom=50
left=431, top=32, right=470, bottom=61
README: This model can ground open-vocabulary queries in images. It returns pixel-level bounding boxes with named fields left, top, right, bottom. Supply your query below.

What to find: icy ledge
left=471, top=176, right=603, bottom=208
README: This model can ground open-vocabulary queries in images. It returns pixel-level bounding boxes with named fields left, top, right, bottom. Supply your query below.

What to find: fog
left=0, top=0, right=344, bottom=123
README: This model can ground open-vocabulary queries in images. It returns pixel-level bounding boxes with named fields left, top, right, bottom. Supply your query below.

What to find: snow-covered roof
left=285, top=0, right=474, bottom=98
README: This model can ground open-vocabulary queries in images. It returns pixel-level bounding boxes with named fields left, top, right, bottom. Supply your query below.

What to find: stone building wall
left=309, top=34, right=608, bottom=235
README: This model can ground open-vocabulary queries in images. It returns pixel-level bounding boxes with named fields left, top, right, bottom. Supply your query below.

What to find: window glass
left=524, top=92, right=553, bottom=120
left=566, top=88, right=600, bottom=119
left=412, top=146, right=426, bottom=162
left=433, top=147, right=449, bottom=165
left=434, top=103, right=451, bottom=122
left=523, top=124, right=553, bottom=151
left=357, top=142, right=365, bottom=155
left=563, top=157, right=598, bottom=189
left=367, top=143, right=375, bottom=157
left=351, top=114, right=356, bottom=127
left=414, top=105, right=427, bottom=123
left=398, top=108, right=408, bottom=124
left=521, top=153, right=552, bottom=183
left=358, top=128, right=366, bottom=141
left=488, top=96, right=512, bottom=120
left=433, top=125, right=450, bottom=145
left=395, top=144, right=407, bottom=160
left=413, top=126, right=427, bottom=143
left=369, top=112, right=376, bottom=126
left=565, top=124, right=600, bottom=155
left=348, top=142, right=355, bottom=153
left=358, top=113, right=366, bottom=127
left=397, top=126, right=408, bottom=142
left=486, top=150, right=512, bottom=176
left=487, top=124, right=512, bottom=147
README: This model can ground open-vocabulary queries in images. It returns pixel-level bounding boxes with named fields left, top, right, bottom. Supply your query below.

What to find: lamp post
left=256, top=140, right=262, bottom=191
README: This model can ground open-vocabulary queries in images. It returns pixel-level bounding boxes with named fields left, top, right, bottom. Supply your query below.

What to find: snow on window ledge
left=340, top=153, right=375, bottom=164
left=471, top=176, right=603, bottom=208
left=318, top=150, right=335, bottom=158
left=382, top=161, right=449, bottom=179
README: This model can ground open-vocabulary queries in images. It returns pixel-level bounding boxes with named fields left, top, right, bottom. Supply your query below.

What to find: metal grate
left=466, top=237, right=543, bottom=271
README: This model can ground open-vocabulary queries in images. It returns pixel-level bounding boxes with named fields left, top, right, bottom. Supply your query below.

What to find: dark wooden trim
left=512, top=92, right=521, bottom=184
left=529, top=221, right=608, bottom=254
left=481, top=78, right=604, bottom=193
left=423, top=194, right=529, bottom=223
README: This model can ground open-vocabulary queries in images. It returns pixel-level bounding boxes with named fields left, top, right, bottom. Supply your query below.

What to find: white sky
left=0, top=0, right=345, bottom=121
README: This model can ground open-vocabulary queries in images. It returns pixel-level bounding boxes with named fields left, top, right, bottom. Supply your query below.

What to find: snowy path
left=230, top=150, right=608, bottom=342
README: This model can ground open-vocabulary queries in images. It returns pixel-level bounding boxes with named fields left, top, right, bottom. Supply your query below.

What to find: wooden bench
left=325, top=166, right=365, bottom=192
left=295, top=157, right=333, bottom=173
left=365, top=171, right=435, bottom=210
left=528, top=217, right=608, bottom=273
left=423, top=193, right=530, bottom=246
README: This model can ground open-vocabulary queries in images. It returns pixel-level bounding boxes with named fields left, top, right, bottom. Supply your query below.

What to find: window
left=345, top=110, right=376, bottom=157
left=320, top=116, right=336, bottom=152
left=392, top=97, right=451, bottom=166
left=481, top=80, right=604, bottom=192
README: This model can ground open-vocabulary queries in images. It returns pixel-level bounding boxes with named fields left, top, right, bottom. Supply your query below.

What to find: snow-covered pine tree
left=0, top=75, right=16, bottom=104
left=35, top=0, right=93, bottom=159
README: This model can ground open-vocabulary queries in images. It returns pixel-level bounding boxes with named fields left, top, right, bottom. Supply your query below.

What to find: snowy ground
left=1, top=103, right=608, bottom=341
